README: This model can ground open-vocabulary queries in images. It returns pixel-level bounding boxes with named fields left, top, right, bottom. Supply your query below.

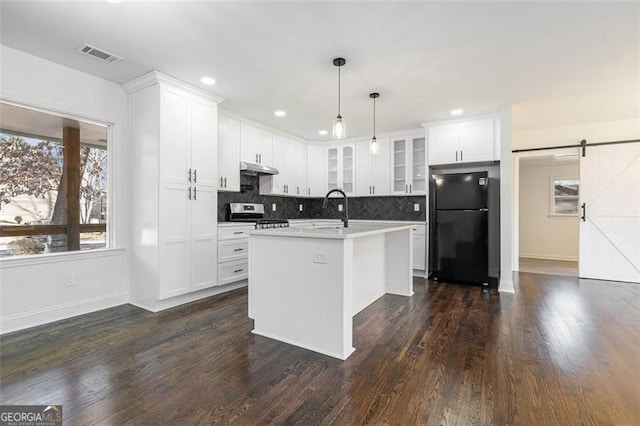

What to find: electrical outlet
left=414, top=203, right=420, bottom=212
left=338, top=204, right=343, bottom=212
left=272, top=203, right=277, bottom=212
left=299, top=204, right=303, bottom=212
left=66, top=272, right=77, bottom=288
left=313, top=251, right=328, bottom=264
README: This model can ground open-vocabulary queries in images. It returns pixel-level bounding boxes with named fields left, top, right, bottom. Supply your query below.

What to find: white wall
left=519, top=163, right=579, bottom=261
left=513, top=118, right=639, bottom=150
left=0, top=45, right=129, bottom=334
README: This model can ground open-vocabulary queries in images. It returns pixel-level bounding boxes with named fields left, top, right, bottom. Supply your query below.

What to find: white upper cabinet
left=327, top=145, right=355, bottom=195
left=218, top=114, right=240, bottom=191
left=308, top=144, right=327, bottom=197
left=391, top=135, right=426, bottom=195
left=240, top=123, right=273, bottom=165
left=270, top=135, right=296, bottom=195
left=295, top=142, right=308, bottom=196
left=427, top=118, right=496, bottom=166
left=458, top=119, right=495, bottom=163
left=259, top=135, right=303, bottom=196
left=356, top=138, right=390, bottom=196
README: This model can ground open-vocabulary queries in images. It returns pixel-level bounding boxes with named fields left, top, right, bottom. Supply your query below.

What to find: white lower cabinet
left=218, top=259, right=249, bottom=286
left=217, top=224, right=253, bottom=285
left=412, top=224, right=426, bottom=271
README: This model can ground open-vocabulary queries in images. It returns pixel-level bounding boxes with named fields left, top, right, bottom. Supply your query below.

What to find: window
left=0, top=102, right=108, bottom=257
left=550, top=178, right=579, bottom=216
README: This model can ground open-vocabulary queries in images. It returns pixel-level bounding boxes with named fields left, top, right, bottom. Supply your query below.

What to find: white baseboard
left=130, top=281, right=248, bottom=313
left=520, top=253, right=578, bottom=262
left=252, top=328, right=355, bottom=361
left=0, top=292, right=128, bottom=335
left=499, top=279, right=515, bottom=293
left=413, top=269, right=427, bottom=278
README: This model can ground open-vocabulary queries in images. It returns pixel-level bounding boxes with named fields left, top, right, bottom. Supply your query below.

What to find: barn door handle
left=581, top=203, right=586, bottom=222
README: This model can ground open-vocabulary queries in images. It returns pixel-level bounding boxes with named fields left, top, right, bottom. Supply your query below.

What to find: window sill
left=0, top=247, right=125, bottom=268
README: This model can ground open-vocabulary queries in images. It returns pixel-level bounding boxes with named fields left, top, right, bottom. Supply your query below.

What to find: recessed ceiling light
left=451, top=109, right=464, bottom=115
left=318, top=130, right=328, bottom=136
left=201, top=77, right=216, bottom=86
left=274, top=110, right=286, bottom=117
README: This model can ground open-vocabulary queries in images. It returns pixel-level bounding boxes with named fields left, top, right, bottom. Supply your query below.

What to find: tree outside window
left=0, top=103, right=109, bottom=257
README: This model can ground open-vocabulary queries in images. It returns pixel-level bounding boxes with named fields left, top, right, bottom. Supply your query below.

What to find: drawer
left=411, top=224, right=426, bottom=235
left=218, top=225, right=254, bottom=240
left=218, top=240, right=248, bottom=262
left=218, top=260, right=248, bottom=286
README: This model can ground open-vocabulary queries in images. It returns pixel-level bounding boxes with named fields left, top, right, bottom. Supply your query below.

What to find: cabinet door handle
left=581, top=203, right=586, bottom=222
left=456, top=150, right=458, bottom=162
left=233, top=268, right=244, bottom=273
left=224, top=177, right=227, bottom=188
left=255, top=153, right=258, bottom=162
left=308, top=187, right=310, bottom=196
left=369, top=186, right=371, bottom=194
left=373, top=185, right=375, bottom=194
left=233, top=231, right=244, bottom=234
left=188, top=168, right=192, bottom=182
left=409, top=184, right=412, bottom=193
left=405, top=184, right=408, bottom=193
left=193, top=187, right=197, bottom=200
left=233, top=248, right=245, bottom=252
left=220, top=177, right=223, bottom=187
left=194, top=169, right=197, bottom=183
left=461, top=150, right=463, bottom=162
left=188, top=186, right=191, bottom=200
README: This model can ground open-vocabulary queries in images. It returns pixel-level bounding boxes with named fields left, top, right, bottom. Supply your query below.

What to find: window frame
left=549, top=177, right=580, bottom=217
left=0, top=100, right=113, bottom=257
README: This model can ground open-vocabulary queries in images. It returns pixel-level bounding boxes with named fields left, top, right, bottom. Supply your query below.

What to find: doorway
left=519, top=154, right=580, bottom=276
left=514, top=149, right=580, bottom=277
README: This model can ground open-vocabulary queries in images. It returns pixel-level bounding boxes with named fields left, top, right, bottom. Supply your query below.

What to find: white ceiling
left=1, top=1, right=638, bottom=141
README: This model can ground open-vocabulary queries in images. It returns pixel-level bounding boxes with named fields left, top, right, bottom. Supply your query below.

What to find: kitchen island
left=248, top=223, right=414, bottom=360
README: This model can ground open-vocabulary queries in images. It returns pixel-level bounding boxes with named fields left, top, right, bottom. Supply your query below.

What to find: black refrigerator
left=431, top=171, right=489, bottom=285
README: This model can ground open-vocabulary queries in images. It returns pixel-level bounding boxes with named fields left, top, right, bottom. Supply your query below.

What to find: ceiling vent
left=76, top=43, right=122, bottom=63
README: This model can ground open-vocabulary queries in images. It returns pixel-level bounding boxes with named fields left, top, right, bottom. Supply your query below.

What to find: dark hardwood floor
left=1, top=274, right=639, bottom=425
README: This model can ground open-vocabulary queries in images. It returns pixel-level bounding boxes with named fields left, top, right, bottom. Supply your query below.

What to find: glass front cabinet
left=391, top=135, right=426, bottom=195
left=326, top=145, right=355, bottom=195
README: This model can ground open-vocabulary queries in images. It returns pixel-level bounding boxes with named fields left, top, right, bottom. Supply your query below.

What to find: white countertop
left=219, top=219, right=426, bottom=227
left=249, top=223, right=414, bottom=239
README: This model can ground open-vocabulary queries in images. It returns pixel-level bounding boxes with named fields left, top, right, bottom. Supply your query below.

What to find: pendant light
left=332, top=58, right=346, bottom=139
left=369, top=92, right=380, bottom=154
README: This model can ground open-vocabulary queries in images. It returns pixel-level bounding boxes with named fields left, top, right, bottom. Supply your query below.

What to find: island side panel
left=384, top=228, right=414, bottom=296
left=248, top=234, right=355, bottom=360
left=352, top=234, right=386, bottom=315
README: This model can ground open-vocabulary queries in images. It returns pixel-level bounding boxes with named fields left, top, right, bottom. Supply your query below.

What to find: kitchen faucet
left=323, top=188, right=349, bottom=228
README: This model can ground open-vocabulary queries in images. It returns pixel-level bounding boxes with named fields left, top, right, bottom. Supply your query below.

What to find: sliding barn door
left=579, top=142, right=640, bottom=283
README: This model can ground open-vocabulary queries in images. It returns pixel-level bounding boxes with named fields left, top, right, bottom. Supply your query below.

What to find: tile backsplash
left=218, top=175, right=426, bottom=222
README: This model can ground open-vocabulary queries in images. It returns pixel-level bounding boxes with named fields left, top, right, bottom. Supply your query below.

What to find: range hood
left=240, top=161, right=279, bottom=176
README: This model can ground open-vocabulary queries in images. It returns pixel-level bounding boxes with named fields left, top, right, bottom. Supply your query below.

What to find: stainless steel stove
left=255, top=219, right=289, bottom=229
left=227, top=203, right=289, bottom=229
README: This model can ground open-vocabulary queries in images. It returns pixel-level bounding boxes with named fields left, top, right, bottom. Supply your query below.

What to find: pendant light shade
left=369, top=92, right=380, bottom=154
left=332, top=58, right=346, bottom=139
